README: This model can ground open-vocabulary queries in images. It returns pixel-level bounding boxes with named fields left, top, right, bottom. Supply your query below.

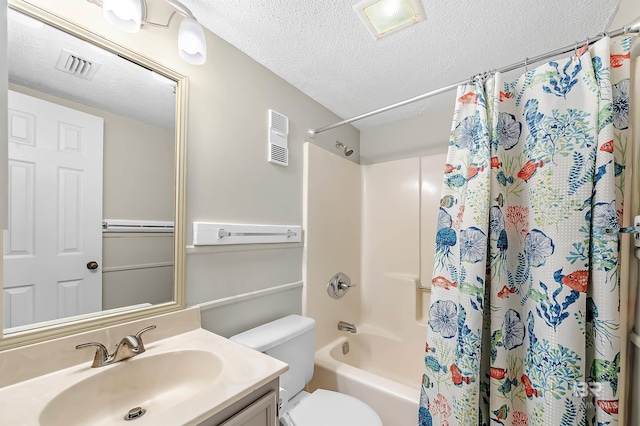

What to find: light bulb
left=178, top=18, right=207, bottom=65
left=103, top=0, right=142, bottom=33
left=381, top=0, right=401, bottom=17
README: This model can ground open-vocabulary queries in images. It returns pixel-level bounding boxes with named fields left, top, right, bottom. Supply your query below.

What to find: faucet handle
left=133, top=325, right=156, bottom=353
left=76, top=342, right=110, bottom=367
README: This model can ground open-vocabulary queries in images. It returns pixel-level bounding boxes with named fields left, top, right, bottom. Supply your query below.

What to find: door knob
left=87, top=261, right=99, bottom=270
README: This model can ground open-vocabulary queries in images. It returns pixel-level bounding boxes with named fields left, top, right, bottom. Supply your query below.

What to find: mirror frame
left=0, top=0, right=187, bottom=350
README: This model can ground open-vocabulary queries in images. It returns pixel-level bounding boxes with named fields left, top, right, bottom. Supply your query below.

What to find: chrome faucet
left=76, top=325, right=156, bottom=368
left=338, top=321, right=357, bottom=333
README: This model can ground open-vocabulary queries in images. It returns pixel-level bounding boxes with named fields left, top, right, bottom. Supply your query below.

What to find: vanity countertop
left=0, top=308, right=288, bottom=425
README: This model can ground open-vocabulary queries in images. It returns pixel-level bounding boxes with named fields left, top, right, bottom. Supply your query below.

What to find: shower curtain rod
left=308, top=15, right=640, bottom=137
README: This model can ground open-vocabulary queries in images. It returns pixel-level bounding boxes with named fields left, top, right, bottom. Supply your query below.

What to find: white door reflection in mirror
left=4, top=90, right=103, bottom=329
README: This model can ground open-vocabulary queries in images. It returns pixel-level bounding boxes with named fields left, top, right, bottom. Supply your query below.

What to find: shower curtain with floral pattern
left=419, top=36, right=631, bottom=426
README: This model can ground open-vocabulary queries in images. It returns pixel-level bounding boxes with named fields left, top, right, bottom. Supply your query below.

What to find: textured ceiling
left=181, top=0, right=622, bottom=130
left=7, top=9, right=175, bottom=130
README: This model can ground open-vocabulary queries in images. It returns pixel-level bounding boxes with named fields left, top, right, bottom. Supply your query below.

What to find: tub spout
left=338, top=321, right=357, bottom=333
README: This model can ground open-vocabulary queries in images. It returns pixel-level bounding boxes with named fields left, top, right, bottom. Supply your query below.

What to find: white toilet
left=230, top=315, right=383, bottom=426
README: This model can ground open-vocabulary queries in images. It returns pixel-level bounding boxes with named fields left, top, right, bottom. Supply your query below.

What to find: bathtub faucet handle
left=327, top=272, right=356, bottom=299
left=338, top=278, right=356, bottom=291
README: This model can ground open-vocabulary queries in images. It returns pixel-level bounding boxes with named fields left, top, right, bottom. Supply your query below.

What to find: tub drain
left=124, top=407, right=146, bottom=421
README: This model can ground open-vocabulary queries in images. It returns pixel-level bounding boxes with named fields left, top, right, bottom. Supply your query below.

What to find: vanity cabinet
left=197, top=378, right=279, bottom=426
left=218, top=390, right=277, bottom=426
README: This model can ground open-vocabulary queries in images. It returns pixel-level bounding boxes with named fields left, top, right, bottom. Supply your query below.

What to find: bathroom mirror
left=1, top=1, right=187, bottom=348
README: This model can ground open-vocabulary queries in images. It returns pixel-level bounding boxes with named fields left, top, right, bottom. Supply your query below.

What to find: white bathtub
left=308, top=331, right=423, bottom=426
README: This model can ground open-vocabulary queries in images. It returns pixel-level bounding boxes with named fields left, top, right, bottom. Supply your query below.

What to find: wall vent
left=268, top=109, right=289, bottom=166
left=55, top=49, right=101, bottom=80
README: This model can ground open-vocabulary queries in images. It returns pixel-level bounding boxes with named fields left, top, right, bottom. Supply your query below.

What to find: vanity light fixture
left=353, top=0, right=425, bottom=39
left=102, top=0, right=143, bottom=33
left=88, top=0, right=207, bottom=65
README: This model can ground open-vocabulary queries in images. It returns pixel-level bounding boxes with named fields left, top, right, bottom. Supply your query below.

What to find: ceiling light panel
left=354, top=0, right=425, bottom=39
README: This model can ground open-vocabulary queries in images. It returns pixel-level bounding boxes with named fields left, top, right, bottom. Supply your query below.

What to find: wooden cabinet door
left=218, top=390, right=277, bottom=426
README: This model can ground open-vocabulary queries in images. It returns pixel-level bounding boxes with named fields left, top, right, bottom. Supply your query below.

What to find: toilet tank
left=230, top=315, right=316, bottom=400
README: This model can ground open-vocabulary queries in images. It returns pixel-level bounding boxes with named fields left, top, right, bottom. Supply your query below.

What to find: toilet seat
left=286, top=389, right=383, bottom=426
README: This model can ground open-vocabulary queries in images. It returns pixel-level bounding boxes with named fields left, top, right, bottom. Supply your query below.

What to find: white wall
left=14, top=0, right=360, bottom=337
left=359, top=106, right=450, bottom=164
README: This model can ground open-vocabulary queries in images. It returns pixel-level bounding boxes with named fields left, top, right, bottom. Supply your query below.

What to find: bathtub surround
left=303, top=143, right=362, bottom=349
left=304, top=143, right=447, bottom=424
left=420, top=38, right=630, bottom=425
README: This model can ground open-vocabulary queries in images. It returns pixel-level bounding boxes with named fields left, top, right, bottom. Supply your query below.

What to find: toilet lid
left=287, top=389, right=383, bottom=426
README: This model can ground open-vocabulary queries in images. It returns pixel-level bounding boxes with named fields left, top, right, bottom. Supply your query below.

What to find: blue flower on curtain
left=438, top=207, right=453, bottom=229
left=503, top=309, right=526, bottom=350
left=460, top=227, right=487, bottom=263
left=454, top=116, right=476, bottom=149
left=502, top=309, right=525, bottom=350
left=429, top=300, right=458, bottom=338
left=589, top=201, right=618, bottom=231
left=612, top=78, right=629, bottom=130
left=497, top=112, right=522, bottom=150
left=489, top=206, right=505, bottom=238
left=524, top=230, right=555, bottom=267
left=454, top=111, right=488, bottom=155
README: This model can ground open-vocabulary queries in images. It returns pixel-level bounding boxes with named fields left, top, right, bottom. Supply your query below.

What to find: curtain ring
left=574, top=40, right=578, bottom=56
left=524, top=57, right=529, bottom=72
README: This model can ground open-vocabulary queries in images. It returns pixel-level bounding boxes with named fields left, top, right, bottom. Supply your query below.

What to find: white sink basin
left=0, top=309, right=288, bottom=426
left=39, top=350, right=223, bottom=426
